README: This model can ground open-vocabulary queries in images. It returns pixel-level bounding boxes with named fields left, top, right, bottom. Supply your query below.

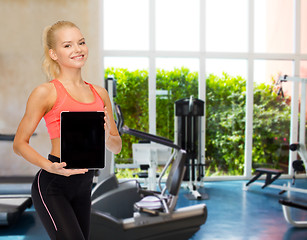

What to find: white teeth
left=73, top=55, right=83, bottom=59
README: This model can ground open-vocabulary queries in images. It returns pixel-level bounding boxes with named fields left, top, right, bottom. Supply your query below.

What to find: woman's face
left=50, top=27, right=88, bottom=71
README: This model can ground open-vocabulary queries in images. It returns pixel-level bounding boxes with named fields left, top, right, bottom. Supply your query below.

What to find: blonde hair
left=42, top=21, right=79, bottom=80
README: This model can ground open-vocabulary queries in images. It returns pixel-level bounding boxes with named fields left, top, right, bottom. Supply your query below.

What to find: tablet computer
left=60, top=111, right=105, bottom=169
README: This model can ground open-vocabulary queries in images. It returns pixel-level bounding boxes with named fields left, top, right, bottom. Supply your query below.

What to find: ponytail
left=42, top=25, right=59, bottom=80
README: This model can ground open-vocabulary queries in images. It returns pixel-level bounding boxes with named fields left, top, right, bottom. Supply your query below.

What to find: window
left=103, top=0, right=149, bottom=50
left=206, top=59, right=247, bottom=78
left=104, top=57, right=149, bottom=71
left=302, top=0, right=307, bottom=53
left=104, top=57, right=149, bottom=165
left=155, top=58, right=199, bottom=140
left=156, top=0, right=199, bottom=51
left=254, top=0, right=294, bottom=53
left=101, top=0, right=306, bottom=178
left=253, top=60, right=293, bottom=173
left=301, top=61, right=307, bottom=77
left=206, top=0, right=248, bottom=52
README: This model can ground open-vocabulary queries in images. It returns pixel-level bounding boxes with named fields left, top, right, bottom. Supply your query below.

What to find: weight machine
left=175, top=96, right=207, bottom=200
left=245, top=75, right=307, bottom=227
left=0, top=134, right=32, bottom=226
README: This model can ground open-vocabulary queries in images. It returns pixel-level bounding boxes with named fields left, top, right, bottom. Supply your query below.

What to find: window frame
left=99, top=0, right=307, bottom=180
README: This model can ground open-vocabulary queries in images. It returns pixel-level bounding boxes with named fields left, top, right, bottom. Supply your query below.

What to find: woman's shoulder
left=91, top=84, right=108, bottom=97
left=22, top=81, right=57, bottom=114
left=31, top=81, right=56, bottom=98
left=27, top=82, right=57, bottom=109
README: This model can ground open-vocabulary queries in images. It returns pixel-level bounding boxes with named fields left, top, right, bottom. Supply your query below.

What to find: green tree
left=205, top=73, right=246, bottom=175
left=105, top=68, right=292, bottom=176
left=105, top=68, right=149, bottom=162
left=252, top=81, right=291, bottom=170
left=156, top=68, right=198, bottom=140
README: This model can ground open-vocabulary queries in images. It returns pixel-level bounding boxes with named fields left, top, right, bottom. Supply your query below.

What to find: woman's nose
left=74, top=44, right=81, bottom=52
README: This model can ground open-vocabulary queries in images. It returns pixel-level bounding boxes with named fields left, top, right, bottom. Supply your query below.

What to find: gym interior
left=1, top=0, right=307, bottom=239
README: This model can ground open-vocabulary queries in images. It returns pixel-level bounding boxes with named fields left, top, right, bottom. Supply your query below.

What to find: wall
left=0, top=0, right=101, bottom=176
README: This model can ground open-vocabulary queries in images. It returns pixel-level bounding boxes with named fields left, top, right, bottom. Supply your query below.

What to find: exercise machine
left=245, top=75, right=307, bottom=227
left=279, top=199, right=307, bottom=227
left=244, top=143, right=307, bottom=194
left=245, top=75, right=307, bottom=194
left=278, top=142, right=307, bottom=227
left=245, top=142, right=307, bottom=227
left=132, top=142, right=172, bottom=190
left=90, top=146, right=207, bottom=240
left=89, top=98, right=207, bottom=239
left=175, top=96, right=207, bottom=200
left=0, top=134, right=32, bottom=226
left=115, top=102, right=176, bottom=190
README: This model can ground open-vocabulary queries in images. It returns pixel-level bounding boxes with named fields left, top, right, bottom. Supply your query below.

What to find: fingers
left=50, top=162, right=88, bottom=176
left=104, top=107, right=111, bottom=132
left=104, top=106, right=108, bottom=120
left=65, top=168, right=89, bottom=176
left=104, top=107, right=109, bottom=122
left=58, top=162, right=67, bottom=168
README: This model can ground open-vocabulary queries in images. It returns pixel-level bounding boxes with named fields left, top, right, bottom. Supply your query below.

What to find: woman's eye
left=80, top=41, right=86, bottom=45
left=64, top=44, right=71, bottom=48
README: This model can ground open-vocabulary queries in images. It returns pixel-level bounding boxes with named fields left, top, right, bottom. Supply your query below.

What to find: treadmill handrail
left=114, top=102, right=180, bottom=149
left=0, top=134, right=15, bottom=141
left=0, top=133, right=37, bottom=141
left=121, top=125, right=180, bottom=150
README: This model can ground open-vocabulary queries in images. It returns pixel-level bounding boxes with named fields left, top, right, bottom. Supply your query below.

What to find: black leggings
left=31, top=155, right=94, bottom=240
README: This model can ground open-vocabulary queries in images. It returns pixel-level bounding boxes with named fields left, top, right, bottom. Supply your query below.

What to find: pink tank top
left=44, top=79, right=105, bottom=139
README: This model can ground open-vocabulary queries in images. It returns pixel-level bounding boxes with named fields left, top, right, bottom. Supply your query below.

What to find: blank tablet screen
left=61, top=111, right=105, bottom=169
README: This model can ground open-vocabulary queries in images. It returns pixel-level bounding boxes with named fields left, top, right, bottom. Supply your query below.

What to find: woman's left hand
left=104, top=107, right=111, bottom=141
left=103, top=106, right=122, bottom=154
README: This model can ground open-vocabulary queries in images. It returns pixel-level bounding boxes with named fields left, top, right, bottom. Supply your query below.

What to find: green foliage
left=156, top=68, right=198, bottom=140
left=206, top=73, right=247, bottom=175
left=105, top=68, right=149, bottom=162
left=252, top=82, right=291, bottom=169
left=105, top=68, right=291, bottom=176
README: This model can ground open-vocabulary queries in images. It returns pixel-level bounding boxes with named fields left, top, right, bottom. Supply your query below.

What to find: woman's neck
left=57, top=69, right=84, bottom=85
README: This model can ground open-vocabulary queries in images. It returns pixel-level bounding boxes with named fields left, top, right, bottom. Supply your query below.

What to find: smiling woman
left=42, top=21, right=88, bottom=80
left=12, top=20, right=122, bottom=240
left=49, top=32, right=88, bottom=72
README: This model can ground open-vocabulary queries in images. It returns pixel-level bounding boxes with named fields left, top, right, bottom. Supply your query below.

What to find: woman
left=13, top=21, right=122, bottom=240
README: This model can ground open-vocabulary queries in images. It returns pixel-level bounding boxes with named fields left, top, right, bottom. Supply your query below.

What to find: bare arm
left=13, top=84, right=88, bottom=176
left=94, top=85, right=122, bottom=154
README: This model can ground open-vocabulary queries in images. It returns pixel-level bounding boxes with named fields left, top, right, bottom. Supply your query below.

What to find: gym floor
left=0, top=178, right=306, bottom=240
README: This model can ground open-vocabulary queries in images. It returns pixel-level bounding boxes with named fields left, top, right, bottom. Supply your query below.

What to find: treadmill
left=89, top=104, right=207, bottom=240
left=0, top=134, right=32, bottom=226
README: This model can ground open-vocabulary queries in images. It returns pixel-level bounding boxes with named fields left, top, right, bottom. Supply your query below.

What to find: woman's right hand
left=48, top=162, right=88, bottom=177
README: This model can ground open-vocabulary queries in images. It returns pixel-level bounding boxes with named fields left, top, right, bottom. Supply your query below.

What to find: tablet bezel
left=60, top=111, right=105, bottom=169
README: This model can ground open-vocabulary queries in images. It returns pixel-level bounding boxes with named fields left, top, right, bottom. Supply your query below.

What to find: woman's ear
left=49, top=49, right=58, bottom=61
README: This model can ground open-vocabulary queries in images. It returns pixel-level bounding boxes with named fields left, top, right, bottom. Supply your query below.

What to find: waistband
left=48, top=154, right=60, bottom=163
